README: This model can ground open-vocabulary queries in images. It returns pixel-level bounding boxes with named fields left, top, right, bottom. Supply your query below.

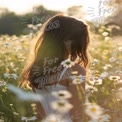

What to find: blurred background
left=0, top=0, right=122, bottom=36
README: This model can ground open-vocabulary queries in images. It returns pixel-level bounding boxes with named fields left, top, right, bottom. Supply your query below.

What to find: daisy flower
left=102, top=32, right=109, bottom=36
left=109, top=76, right=120, bottom=81
left=51, top=90, right=72, bottom=99
left=89, top=77, right=103, bottom=85
left=70, top=75, right=85, bottom=84
left=0, top=81, right=6, bottom=87
left=85, top=103, right=103, bottom=120
left=86, top=84, right=98, bottom=93
left=57, top=59, right=75, bottom=83
left=51, top=100, right=73, bottom=113
left=42, top=114, right=63, bottom=122
left=71, top=71, right=78, bottom=75
left=61, top=59, right=75, bottom=68
left=109, top=57, right=116, bottom=62
left=21, top=116, right=37, bottom=122
left=3, top=73, right=10, bottom=78
left=118, top=47, right=122, bottom=51
left=100, top=72, right=109, bottom=79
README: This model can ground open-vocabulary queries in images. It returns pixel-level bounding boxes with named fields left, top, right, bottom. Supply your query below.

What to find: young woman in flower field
left=20, top=14, right=90, bottom=122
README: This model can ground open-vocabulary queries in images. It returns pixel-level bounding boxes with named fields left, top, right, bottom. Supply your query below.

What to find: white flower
left=61, top=59, right=75, bottom=68
left=0, top=119, right=4, bottom=122
left=51, top=100, right=73, bottom=113
left=89, top=77, right=103, bottom=85
left=86, top=84, right=98, bottom=93
left=99, top=114, right=111, bottom=122
left=85, top=103, right=103, bottom=120
left=92, top=59, right=99, bottom=65
left=21, top=116, right=37, bottom=122
left=109, top=76, right=120, bottom=81
left=102, top=32, right=109, bottom=36
left=103, top=64, right=112, bottom=70
left=12, top=73, right=18, bottom=80
left=100, top=72, right=109, bottom=78
left=0, top=81, right=6, bottom=87
left=118, top=47, right=122, bottom=51
left=51, top=90, right=72, bottom=99
left=70, top=75, right=85, bottom=84
left=3, top=73, right=10, bottom=78
left=105, top=37, right=111, bottom=41
left=109, top=57, right=116, bottom=62
left=71, top=71, right=78, bottom=75
left=42, top=114, right=63, bottom=122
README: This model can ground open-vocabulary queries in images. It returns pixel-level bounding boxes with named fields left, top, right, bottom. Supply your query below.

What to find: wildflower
left=70, top=75, right=85, bottom=84
left=103, top=64, right=112, bottom=70
left=4, top=42, right=10, bottom=47
left=118, top=47, right=122, bottom=51
left=31, top=103, right=36, bottom=107
left=0, top=81, right=6, bottom=87
left=0, top=119, right=4, bottom=122
left=92, top=59, right=99, bottom=65
left=42, top=114, right=62, bottom=122
left=109, top=57, right=116, bottom=62
left=71, top=71, right=78, bottom=75
left=10, top=104, right=13, bottom=106
left=61, top=59, right=75, bottom=68
left=86, top=84, right=98, bottom=93
left=105, top=37, right=111, bottom=41
left=11, top=73, right=18, bottom=80
left=102, top=32, right=109, bottom=36
left=2, top=87, right=7, bottom=93
left=85, top=103, right=103, bottom=120
left=51, top=90, right=72, bottom=99
left=21, top=116, right=37, bottom=122
left=89, top=77, right=103, bottom=85
left=51, top=100, right=73, bottom=113
left=100, top=72, right=109, bottom=78
left=3, top=73, right=10, bottom=78
left=109, top=76, right=120, bottom=81
left=58, top=59, right=75, bottom=83
left=13, top=112, right=19, bottom=116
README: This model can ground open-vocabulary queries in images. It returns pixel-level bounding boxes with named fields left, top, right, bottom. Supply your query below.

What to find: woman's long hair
left=20, top=14, right=90, bottom=88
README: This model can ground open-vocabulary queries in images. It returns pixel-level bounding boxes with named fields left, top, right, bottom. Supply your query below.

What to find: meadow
left=0, top=25, right=122, bottom=122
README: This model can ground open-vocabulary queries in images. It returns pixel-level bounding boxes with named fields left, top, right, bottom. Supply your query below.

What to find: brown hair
left=20, top=14, right=90, bottom=88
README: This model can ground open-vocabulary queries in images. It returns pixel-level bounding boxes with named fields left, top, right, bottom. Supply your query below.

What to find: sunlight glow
left=0, top=0, right=99, bottom=14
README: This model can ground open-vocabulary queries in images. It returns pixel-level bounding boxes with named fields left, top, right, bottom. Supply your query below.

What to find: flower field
left=0, top=28, right=122, bottom=122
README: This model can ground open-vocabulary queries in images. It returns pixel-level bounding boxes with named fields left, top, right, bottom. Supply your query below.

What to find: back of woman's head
left=20, top=14, right=90, bottom=87
left=36, top=15, right=90, bottom=66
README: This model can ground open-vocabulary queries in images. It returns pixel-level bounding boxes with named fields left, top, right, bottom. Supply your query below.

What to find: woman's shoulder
left=71, top=64, right=86, bottom=76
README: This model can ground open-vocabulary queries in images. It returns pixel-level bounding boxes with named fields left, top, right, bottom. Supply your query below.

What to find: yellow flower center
left=58, top=102, right=65, bottom=107
left=91, top=107, right=96, bottom=112
left=66, top=61, right=71, bottom=65
left=58, top=93, right=64, bottom=97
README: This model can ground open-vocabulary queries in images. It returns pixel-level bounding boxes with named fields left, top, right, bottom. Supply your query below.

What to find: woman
left=20, top=14, right=90, bottom=122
